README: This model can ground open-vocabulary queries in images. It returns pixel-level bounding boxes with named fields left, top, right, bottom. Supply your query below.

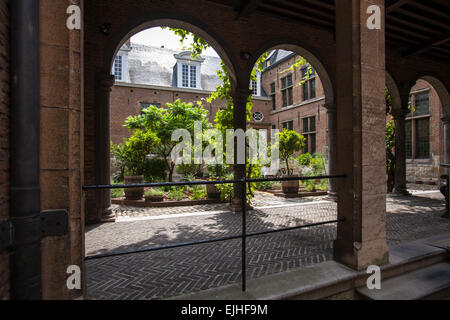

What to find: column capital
left=231, top=88, right=252, bottom=101
left=98, top=74, right=115, bottom=91
left=325, top=103, right=336, bottom=113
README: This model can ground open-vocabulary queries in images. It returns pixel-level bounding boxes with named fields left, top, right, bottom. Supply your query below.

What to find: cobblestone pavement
left=85, top=191, right=450, bottom=300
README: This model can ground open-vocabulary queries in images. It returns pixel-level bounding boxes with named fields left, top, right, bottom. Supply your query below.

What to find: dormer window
left=174, top=52, right=204, bottom=90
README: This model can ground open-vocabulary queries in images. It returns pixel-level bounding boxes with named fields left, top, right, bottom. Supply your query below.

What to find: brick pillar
left=95, top=74, right=115, bottom=222
left=326, top=104, right=338, bottom=199
left=333, top=0, right=389, bottom=270
left=392, top=108, right=410, bottom=195
left=231, top=88, right=251, bottom=212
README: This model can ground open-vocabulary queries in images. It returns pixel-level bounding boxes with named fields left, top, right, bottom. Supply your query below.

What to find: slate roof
left=126, top=43, right=223, bottom=91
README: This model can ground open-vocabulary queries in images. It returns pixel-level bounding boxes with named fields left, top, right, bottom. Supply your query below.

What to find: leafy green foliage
left=274, top=129, right=305, bottom=173
left=168, top=187, right=185, bottom=201
left=111, top=129, right=160, bottom=176
left=124, top=99, right=211, bottom=181
left=144, top=188, right=164, bottom=197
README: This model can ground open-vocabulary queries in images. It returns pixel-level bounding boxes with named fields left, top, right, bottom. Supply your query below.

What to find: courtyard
left=85, top=187, right=450, bottom=300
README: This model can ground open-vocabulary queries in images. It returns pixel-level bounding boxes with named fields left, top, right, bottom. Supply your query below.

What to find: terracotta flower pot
left=282, top=175, right=299, bottom=196
left=206, top=184, right=221, bottom=199
left=124, top=175, right=144, bottom=200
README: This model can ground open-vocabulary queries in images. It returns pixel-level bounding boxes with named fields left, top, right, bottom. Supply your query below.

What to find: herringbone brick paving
left=85, top=191, right=450, bottom=300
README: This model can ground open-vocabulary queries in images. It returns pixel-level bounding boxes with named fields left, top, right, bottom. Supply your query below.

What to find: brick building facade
left=111, top=47, right=445, bottom=182
left=0, top=0, right=10, bottom=300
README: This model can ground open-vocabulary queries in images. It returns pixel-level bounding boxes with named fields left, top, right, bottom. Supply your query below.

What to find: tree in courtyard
left=124, top=99, right=211, bottom=182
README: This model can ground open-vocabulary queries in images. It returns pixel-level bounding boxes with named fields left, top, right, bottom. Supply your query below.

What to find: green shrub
left=144, top=188, right=164, bottom=197
left=190, top=186, right=207, bottom=200
left=111, top=188, right=124, bottom=199
left=168, top=187, right=185, bottom=201
left=255, top=180, right=274, bottom=190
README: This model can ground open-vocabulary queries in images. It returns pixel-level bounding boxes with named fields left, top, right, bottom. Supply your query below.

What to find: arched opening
left=405, top=76, right=450, bottom=185
left=247, top=43, right=337, bottom=196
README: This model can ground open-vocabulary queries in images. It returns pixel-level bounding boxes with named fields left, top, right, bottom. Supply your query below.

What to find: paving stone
left=85, top=190, right=450, bottom=300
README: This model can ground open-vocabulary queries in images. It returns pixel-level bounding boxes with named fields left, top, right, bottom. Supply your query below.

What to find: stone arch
left=89, top=16, right=239, bottom=223
left=247, top=41, right=335, bottom=108
left=103, top=16, right=238, bottom=86
left=418, top=76, right=450, bottom=118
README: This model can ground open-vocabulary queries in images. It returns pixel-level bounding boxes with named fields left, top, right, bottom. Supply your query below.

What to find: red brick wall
left=0, top=0, right=10, bottom=300
left=261, top=54, right=328, bottom=156
left=110, top=83, right=271, bottom=145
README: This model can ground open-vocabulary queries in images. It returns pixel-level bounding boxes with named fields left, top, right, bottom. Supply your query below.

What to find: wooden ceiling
left=207, top=0, right=450, bottom=62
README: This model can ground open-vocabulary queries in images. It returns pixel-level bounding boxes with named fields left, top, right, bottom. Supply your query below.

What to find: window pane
left=288, top=87, right=293, bottom=105
left=303, top=82, right=309, bottom=101
left=310, top=79, right=316, bottom=98
left=310, top=116, right=316, bottom=132
left=288, top=121, right=293, bottom=131
left=415, top=118, right=429, bottom=159
left=271, top=95, right=276, bottom=110
left=282, top=90, right=287, bottom=107
left=414, top=93, right=429, bottom=116
left=114, top=56, right=122, bottom=81
left=182, top=64, right=189, bottom=87
left=270, top=82, right=275, bottom=94
left=405, top=120, right=412, bottom=158
left=287, top=74, right=293, bottom=87
left=301, top=68, right=308, bottom=79
left=190, top=66, right=197, bottom=88
left=281, top=77, right=287, bottom=89
left=302, top=118, right=309, bottom=133
left=251, top=80, right=258, bottom=95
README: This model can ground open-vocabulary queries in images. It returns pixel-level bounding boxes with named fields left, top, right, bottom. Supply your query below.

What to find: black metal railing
left=83, top=174, right=346, bottom=291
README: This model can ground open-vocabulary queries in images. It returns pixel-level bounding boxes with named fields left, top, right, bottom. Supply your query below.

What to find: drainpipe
left=10, top=0, right=42, bottom=299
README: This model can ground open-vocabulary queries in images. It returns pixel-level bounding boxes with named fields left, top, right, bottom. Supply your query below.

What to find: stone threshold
left=169, top=233, right=450, bottom=300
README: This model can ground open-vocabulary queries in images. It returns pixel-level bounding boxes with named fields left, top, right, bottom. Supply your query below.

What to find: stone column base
left=334, top=238, right=390, bottom=271
left=392, top=187, right=411, bottom=196
left=101, top=207, right=116, bottom=223
left=231, top=199, right=254, bottom=213
left=326, top=191, right=338, bottom=202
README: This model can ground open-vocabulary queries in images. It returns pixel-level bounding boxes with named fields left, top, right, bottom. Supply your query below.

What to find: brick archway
left=85, top=14, right=240, bottom=224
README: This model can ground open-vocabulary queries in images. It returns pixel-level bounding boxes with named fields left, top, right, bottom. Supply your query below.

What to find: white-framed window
left=113, top=55, right=123, bottom=81
left=250, top=71, right=261, bottom=96
left=181, top=64, right=197, bottom=88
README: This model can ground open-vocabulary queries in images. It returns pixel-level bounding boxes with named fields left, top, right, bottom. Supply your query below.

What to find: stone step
left=356, top=262, right=450, bottom=300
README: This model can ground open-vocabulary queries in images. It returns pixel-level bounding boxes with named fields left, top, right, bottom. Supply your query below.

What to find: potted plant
left=275, top=129, right=305, bottom=197
left=144, top=188, right=164, bottom=202
left=112, top=129, right=159, bottom=201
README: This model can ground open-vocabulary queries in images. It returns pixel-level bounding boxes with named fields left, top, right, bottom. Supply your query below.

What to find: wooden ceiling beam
left=259, top=3, right=334, bottom=27
left=404, top=33, right=450, bottom=57
left=387, top=0, right=413, bottom=13
left=271, top=0, right=335, bottom=20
